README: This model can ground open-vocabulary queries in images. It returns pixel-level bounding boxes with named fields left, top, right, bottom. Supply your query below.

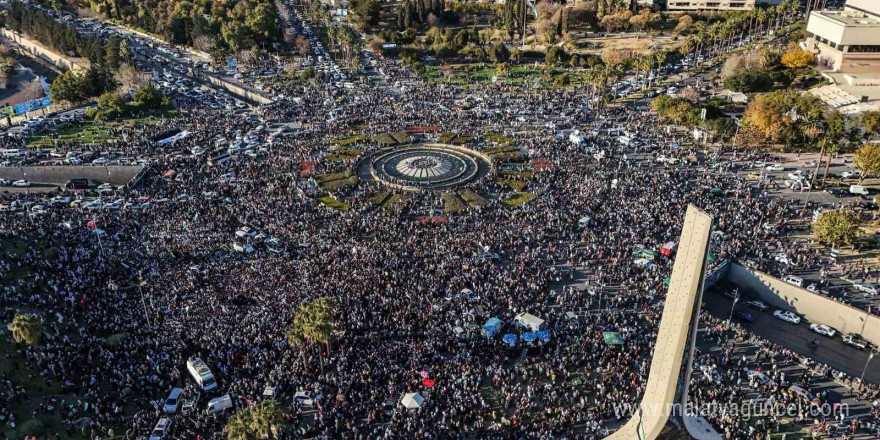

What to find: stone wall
left=727, top=263, right=880, bottom=345
left=1, top=29, right=89, bottom=72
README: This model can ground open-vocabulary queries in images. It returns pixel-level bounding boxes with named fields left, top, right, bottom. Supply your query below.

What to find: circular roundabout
left=366, top=145, right=492, bottom=191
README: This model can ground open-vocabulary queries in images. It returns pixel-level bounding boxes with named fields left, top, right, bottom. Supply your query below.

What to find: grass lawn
left=326, top=146, right=362, bottom=162
left=26, top=110, right=177, bottom=148
left=316, top=171, right=359, bottom=192
left=502, top=192, right=536, bottom=208
left=483, top=133, right=513, bottom=146
left=366, top=192, right=390, bottom=206
left=317, top=195, right=350, bottom=211
left=332, top=133, right=366, bottom=146
left=497, top=178, right=529, bottom=191
left=381, top=193, right=409, bottom=210
left=458, top=189, right=488, bottom=207
left=441, top=193, right=467, bottom=213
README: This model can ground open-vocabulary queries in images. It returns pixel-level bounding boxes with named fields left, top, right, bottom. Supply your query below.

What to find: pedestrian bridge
left=603, top=205, right=713, bottom=440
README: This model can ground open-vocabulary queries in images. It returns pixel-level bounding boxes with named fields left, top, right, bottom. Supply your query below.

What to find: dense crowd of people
left=0, top=48, right=878, bottom=440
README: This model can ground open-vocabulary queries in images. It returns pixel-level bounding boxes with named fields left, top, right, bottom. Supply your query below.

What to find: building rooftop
left=811, top=9, right=880, bottom=27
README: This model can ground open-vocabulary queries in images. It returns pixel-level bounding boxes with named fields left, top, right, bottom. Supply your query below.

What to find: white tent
left=400, top=392, right=424, bottom=409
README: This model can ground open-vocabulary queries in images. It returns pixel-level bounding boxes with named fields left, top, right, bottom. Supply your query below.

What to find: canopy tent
left=502, top=334, right=517, bottom=346
left=537, top=330, right=551, bottom=342
left=522, top=332, right=537, bottom=343
left=400, top=392, right=424, bottom=409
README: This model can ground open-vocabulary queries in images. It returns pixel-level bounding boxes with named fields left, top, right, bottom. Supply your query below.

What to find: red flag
left=422, top=379, right=435, bottom=387
left=87, top=220, right=96, bottom=230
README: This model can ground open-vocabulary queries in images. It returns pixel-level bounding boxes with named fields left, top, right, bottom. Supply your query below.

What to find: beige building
left=804, top=0, right=880, bottom=73
left=666, top=0, right=782, bottom=12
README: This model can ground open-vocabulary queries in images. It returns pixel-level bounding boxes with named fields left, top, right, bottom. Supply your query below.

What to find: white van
left=783, top=275, right=804, bottom=287
left=149, top=418, right=171, bottom=440
left=186, top=359, right=217, bottom=391
left=207, top=394, right=234, bottom=414
left=850, top=185, right=870, bottom=195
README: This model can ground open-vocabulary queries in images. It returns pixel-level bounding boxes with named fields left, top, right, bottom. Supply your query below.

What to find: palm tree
left=225, top=400, right=282, bottom=440
left=7, top=314, right=39, bottom=346
left=653, top=51, right=667, bottom=86
left=637, top=55, right=653, bottom=90
left=287, top=297, right=334, bottom=372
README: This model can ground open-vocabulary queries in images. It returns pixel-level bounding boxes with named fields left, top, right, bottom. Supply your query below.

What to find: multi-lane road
left=704, top=282, right=880, bottom=384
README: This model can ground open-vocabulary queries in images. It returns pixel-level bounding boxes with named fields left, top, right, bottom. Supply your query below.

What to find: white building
left=804, top=0, right=880, bottom=73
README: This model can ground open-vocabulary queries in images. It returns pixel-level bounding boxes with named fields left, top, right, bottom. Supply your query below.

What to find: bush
left=723, top=70, right=774, bottom=93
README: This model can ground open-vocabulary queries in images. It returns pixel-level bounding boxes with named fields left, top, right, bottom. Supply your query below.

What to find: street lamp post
left=860, top=349, right=875, bottom=387
left=727, top=289, right=739, bottom=328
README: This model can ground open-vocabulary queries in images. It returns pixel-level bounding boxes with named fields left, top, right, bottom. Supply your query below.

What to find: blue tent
left=502, top=334, right=517, bottom=346
left=522, top=332, right=537, bottom=343
left=537, top=330, right=551, bottom=342
left=482, top=318, right=502, bottom=338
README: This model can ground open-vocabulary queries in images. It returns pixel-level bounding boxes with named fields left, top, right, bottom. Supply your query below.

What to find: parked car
left=809, top=323, right=836, bottom=337
left=842, top=333, right=869, bottom=350
left=783, top=275, right=804, bottom=287
left=734, top=310, right=756, bottom=322
left=773, top=310, right=801, bottom=324
left=765, top=164, right=785, bottom=172
left=746, top=300, right=768, bottom=311
left=294, top=390, right=317, bottom=406
left=12, top=180, right=30, bottom=187
left=149, top=418, right=171, bottom=440
left=854, top=283, right=878, bottom=296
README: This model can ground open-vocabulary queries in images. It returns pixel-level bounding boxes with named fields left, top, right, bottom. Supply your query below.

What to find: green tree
left=7, top=314, right=40, bottom=346
left=545, top=46, right=567, bottom=67
left=225, top=400, right=283, bottom=440
left=813, top=210, right=860, bottom=248
left=95, top=92, right=127, bottom=120
left=50, top=70, right=87, bottom=105
left=287, top=298, right=334, bottom=372
left=861, top=111, right=880, bottom=139
left=491, top=43, right=510, bottom=63
left=132, top=83, right=171, bottom=109
left=854, top=143, right=880, bottom=183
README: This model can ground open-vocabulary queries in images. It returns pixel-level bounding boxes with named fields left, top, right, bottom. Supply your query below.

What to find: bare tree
left=192, top=34, right=214, bottom=53
left=295, top=36, right=311, bottom=56
left=117, top=64, right=148, bottom=90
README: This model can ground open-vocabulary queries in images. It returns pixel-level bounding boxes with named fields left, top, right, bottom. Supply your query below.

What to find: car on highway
left=842, top=333, right=870, bottom=350
left=782, top=274, right=803, bottom=287
left=722, top=290, right=740, bottom=300
left=12, top=180, right=30, bottom=187
left=734, top=310, right=756, bottom=322
left=853, top=283, right=878, bottom=295
left=774, top=253, right=793, bottom=266
left=765, top=164, right=784, bottom=172
left=825, top=187, right=847, bottom=197
left=842, top=170, right=861, bottom=179
left=773, top=310, right=801, bottom=324
left=809, top=323, right=836, bottom=337
left=746, top=300, right=768, bottom=311
left=745, top=368, right=776, bottom=387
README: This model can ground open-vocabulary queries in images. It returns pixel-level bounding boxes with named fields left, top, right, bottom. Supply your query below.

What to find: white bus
left=186, top=358, right=217, bottom=391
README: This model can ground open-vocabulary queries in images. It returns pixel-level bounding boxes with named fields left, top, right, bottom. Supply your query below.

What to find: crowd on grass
left=1, top=54, right=879, bottom=440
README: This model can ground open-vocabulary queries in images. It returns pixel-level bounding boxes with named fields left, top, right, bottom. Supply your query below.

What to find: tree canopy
left=854, top=144, right=880, bottom=180
left=8, top=314, right=40, bottom=346
left=813, top=210, right=860, bottom=248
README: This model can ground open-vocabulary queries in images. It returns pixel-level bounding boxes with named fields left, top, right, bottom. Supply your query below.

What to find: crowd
left=0, top=53, right=877, bottom=440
